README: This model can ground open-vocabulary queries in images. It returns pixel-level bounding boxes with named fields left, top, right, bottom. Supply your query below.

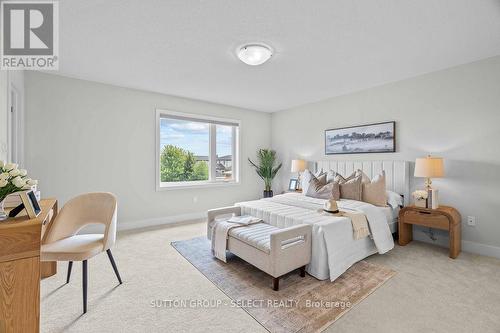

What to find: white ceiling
left=57, top=0, right=500, bottom=112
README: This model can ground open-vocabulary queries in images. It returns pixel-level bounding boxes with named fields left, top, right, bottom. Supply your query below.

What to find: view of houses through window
left=158, top=112, right=238, bottom=186
left=216, top=124, right=234, bottom=180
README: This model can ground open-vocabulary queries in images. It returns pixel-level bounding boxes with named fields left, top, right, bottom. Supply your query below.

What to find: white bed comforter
left=235, top=193, right=394, bottom=281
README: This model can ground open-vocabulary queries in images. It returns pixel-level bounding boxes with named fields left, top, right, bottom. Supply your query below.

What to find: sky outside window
left=160, top=118, right=209, bottom=155
left=160, top=118, right=233, bottom=156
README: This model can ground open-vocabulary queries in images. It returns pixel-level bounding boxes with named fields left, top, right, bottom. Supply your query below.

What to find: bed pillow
left=305, top=175, right=340, bottom=200
left=387, top=190, right=403, bottom=208
left=334, top=171, right=363, bottom=201
left=301, top=169, right=325, bottom=194
left=358, top=170, right=387, bottom=207
left=326, top=170, right=337, bottom=183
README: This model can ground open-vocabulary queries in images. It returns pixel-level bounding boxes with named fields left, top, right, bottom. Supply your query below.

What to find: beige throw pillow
left=305, top=173, right=340, bottom=200
left=301, top=170, right=325, bottom=194
left=358, top=170, right=387, bottom=207
left=334, top=171, right=363, bottom=201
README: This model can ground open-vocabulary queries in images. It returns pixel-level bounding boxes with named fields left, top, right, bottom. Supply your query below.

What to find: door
left=8, top=86, right=19, bottom=164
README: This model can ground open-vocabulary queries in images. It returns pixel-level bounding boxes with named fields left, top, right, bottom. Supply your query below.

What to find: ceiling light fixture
left=237, top=43, right=273, bottom=66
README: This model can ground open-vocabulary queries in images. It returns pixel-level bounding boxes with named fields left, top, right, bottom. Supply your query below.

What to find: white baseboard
left=413, top=229, right=500, bottom=259
left=118, top=211, right=206, bottom=231
left=80, top=211, right=206, bottom=234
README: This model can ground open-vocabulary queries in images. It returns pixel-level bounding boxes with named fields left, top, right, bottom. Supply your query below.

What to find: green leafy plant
left=248, top=149, right=282, bottom=191
left=160, top=145, right=209, bottom=182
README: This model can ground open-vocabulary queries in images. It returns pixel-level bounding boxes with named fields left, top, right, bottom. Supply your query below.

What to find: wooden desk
left=0, top=199, right=58, bottom=333
left=398, top=205, right=461, bottom=258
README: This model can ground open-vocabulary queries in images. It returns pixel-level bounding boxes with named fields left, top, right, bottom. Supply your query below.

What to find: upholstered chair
left=41, top=192, right=122, bottom=314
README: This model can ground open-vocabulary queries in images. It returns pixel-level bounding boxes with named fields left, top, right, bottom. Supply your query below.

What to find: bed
left=235, top=160, right=409, bottom=281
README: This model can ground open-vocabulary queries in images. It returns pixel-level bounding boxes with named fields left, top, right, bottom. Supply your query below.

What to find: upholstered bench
left=207, top=206, right=312, bottom=290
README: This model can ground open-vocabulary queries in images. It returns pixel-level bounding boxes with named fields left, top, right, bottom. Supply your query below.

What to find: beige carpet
left=40, top=221, right=500, bottom=333
left=172, top=236, right=396, bottom=333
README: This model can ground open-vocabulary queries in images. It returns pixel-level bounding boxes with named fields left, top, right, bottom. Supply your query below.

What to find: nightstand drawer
left=402, top=210, right=449, bottom=230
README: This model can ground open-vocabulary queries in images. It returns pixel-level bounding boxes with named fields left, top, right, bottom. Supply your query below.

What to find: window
left=156, top=110, right=239, bottom=189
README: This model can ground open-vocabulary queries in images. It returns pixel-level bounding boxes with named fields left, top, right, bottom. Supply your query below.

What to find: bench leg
left=299, top=266, right=306, bottom=277
left=273, top=277, right=280, bottom=291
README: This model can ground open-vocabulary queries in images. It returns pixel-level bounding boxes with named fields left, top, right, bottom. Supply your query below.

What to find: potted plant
left=248, top=149, right=282, bottom=198
left=0, top=161, right=38, bottom=220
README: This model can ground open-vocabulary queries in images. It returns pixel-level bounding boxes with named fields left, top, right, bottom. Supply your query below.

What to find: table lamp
left=414, top=155, right=444, bottom=189
left=414, top=155, right=444, bottom=209
left=291, top=159, right=307, bottom=190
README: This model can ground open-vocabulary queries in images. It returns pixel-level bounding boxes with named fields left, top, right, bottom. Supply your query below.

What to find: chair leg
left=82, top=260, right=88, bottom=314
left=66, top=261, right=73, bottom=283
left=106, top=249, right=122, bottom=284
left=299, top=265, right=306, bottom=277
left=273, top=277, right=280, bottom=291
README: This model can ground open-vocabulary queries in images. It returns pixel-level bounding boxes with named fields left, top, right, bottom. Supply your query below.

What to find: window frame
left=156, top=109, right=241, bottom=190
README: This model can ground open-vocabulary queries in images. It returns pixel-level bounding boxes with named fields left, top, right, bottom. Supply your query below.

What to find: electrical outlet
left=467, top=216, right=477, bottom=227
left=193, top=196, right=198, bottom=203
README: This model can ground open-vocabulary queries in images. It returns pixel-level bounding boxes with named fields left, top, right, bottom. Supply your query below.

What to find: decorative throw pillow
left=305, top=175, right=340, bottom=200
left=358, top=170, right=387, bottom=207
left=301, top=170, right=325, bottom=194
left=334, top=171, right=363, bottom=201
left=326, top=170, right=337, bottom=183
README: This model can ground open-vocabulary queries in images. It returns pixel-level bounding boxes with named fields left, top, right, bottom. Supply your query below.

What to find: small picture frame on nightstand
left=288, top=178, right=298, bottom=191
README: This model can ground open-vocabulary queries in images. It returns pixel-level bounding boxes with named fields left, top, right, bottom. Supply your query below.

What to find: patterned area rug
left=171, top=237, right=395, bottom=333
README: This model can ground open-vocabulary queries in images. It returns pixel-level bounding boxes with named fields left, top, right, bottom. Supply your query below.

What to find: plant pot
left=263, top=190, right=273, bottom=198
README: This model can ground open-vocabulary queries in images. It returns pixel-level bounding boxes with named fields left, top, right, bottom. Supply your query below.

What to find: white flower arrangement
left=412, top=190, right=428, bottom=201
left=0, top=161, right=38, bottom=203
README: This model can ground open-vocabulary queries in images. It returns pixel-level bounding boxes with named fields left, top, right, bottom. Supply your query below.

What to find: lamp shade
left=291, top=159, right=307, bottom=173
left=414, top=156, right=444, bottom=178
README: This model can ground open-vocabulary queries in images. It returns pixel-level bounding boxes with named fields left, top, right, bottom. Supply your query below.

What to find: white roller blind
left=160, top=114, right=239, bottom=127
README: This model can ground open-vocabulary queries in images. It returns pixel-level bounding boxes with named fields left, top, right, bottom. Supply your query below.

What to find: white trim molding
left=81, top=211, right=206, bottom=234
left=118, top=211, right=206, bottom=231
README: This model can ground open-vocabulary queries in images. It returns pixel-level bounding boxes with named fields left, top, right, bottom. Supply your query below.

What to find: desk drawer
left=0, top=223, right=41, bottom=262
left=403, top=210, right=449, bottom=230
left=40, top=209, right=54, bottom=242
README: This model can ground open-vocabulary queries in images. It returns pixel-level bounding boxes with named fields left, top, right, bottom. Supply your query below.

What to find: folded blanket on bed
left=211, top=216, right=261, bottom=262
left=320, top=209, right=370, bottom=240
left=343, top=211, right=370, bottom=240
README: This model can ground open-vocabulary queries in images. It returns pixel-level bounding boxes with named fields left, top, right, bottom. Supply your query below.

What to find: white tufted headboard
left=314, top=160, right=410, bottom=205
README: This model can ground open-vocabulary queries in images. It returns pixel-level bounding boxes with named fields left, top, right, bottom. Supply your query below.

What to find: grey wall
left=272, top=56, right=500, bottom=251
left=24, top=72, right=271, bottom=227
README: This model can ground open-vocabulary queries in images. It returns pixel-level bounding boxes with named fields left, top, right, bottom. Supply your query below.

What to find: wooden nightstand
left=398, top=205, right=462, bottom=258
